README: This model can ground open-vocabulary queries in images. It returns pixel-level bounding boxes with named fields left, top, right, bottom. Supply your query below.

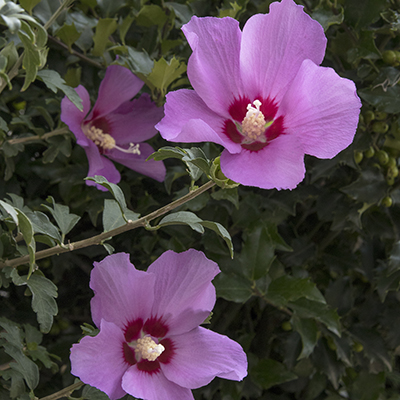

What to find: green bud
left=395, top=50, right=400, bottom=63
left=210, top=156, right=240, bottom=189
left=377, top=150, right=389, bottom=165
left=327, top=337, right=337, bottom=351
left=281, top=321, right=292, bottom=331
left=382, top=50, right=397, bottom=65
left=388, top=157, right=397, bottom=168
left=353, top=342, right=364, bottom=353
left=382, top=196, right=393, bottom=207
left=354, top=150, right=363, bottom=164
left=372, top=121, right=389, bottom=134
left=387, top=176, right=395, bottom=186
left=364, top=146, right=375, bottom=158
left=387, top=165, right=399, bottom=179
left=364, top=110, right=375, bottom=124
left=374, top=111, right=387, bottom=121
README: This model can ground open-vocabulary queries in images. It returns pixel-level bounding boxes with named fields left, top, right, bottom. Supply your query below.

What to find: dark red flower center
left=223, top=96, right=285, bottom=151
left=122, top=317, right=175, bottom=375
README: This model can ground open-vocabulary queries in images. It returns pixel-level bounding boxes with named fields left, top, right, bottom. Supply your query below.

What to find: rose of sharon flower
left=61, top=65, right=165, bottom=190
left=70, top=250, right=247, bottom=400
left=156, top=0, right=361, bottom=190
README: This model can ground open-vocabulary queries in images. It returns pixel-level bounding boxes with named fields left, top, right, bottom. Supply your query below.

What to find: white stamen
left=114, top=143, right=141, bottom=155
left=241, top=100, right=268, bottom=142
left=245, top=100, right=262, bottom=118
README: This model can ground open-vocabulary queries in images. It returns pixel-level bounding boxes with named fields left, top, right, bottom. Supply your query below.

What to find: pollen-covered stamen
left=83, top=125, right=116, bottom=150
left=135, top=336, right=165, bottom=362
left=241, top=100, right=271, bottom=143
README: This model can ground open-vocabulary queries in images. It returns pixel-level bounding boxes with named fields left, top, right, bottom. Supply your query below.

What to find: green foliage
left=1, top=0, right=400, bottom=399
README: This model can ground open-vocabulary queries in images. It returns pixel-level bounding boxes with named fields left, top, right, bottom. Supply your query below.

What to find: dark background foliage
left=1, top=0, right=400, bottom=399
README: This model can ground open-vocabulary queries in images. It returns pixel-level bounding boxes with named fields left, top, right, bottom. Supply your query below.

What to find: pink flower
left=61, top=65, right=166, bottom=190
left=70, top=250, right=247, bottom=400
left=156, top=0, right=361, bottom=190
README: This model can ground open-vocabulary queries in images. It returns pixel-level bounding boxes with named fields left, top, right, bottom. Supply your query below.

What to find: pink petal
left=60, top=85, right=92, bottom=147
left=90, top=253, right=156, bottom=329
left=84, top=144, right=121, bottom=190
left=156, top=89, right=242, bottom=154
left=220, top=134, right=306, bottom=190
left=161, top=327, right=247, bottom=388
left=122, top=367, right=194, bottom=400
left=70, top=319, right=127, bottom=400
left=106, top=143, right=166, bottom=182
left=106, top=93, right=164, bottom=145
left=182, top=16, right=243, bottom=116
left=279, top=59, right=361, bottom=158
left=90, top=65, right=144, bottom=120
left=240, top=0, right=326, bottom=102
left=147, top=249, right=220, bottom=335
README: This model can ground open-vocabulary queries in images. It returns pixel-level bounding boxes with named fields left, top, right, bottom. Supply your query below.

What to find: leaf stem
left=0, top=180, right=216, bottom=269
left=38, top=381, right=84, bottom=400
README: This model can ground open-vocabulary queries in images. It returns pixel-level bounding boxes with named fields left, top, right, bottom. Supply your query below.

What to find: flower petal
left=240, top=0, right=326, bottom=102
left=70, top=319, right=127, bottom=400
left=90, top=253, right=156, bottom=329
left=84, top=144, right=121, bottom=190
left=122, top=366, right=194, bottom=400
left=90, top=65, right=144, bottom=120
left=161, top=327, right=247, bottom=388
left=106, top=143, right=166, bottom=182
left=182, top=16, right=243, bottom=116
left=60, top=85, right=92, bottom=147
left=220, top=134, right=306, bottom=190
left=156, top=89, right=242, bottom=154
left=106, top=93, right=164, bottom=145
left=147, top=249, right=220, bottom=335
left=279, top=59, right=361, bottom=158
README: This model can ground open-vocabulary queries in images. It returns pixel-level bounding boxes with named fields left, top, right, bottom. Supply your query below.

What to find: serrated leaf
left=25, top=210, right=62, bottom=243
left=37, top=69, right=83, bottom=111
left=92, top=18, right=117, bottom=57
left=11, top=271, right=58, bottom=333
left=291, top=315, right=319, bottom=359
left=55, top=23, right=81, bottom=52
left=266, top=275, right=326, bottom=307
left=251, top=359, right=297, bottom=389
left=0, top=318, right=39, bottom=390
left=42, top=196, right=80, bottom=239
left=289, top=298, right=341, bottom=337
left=19, top=0, right=42, bottom=14
left=103, top=199, right=126, bottom=232
left=136, top=4, right=168, bottom=29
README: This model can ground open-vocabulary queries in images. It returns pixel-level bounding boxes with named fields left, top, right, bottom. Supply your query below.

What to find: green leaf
left=37, top=69, right=83, bottom=111
left=140, top=57, right=186, bottom=98
left=92, top=18, right=118, bottom=57
left=103, top=199, right=126, bottom=232
left=11, top=271, right=58, bottom=334
left=55, top=23, right=81, bottom=52
left=240, top=222, right=276, bottom=280
left=158, top=211, right=205, bottom=233
left=0, top=318, right=39, bottom=390
left=359, top=85, right=400, bottom=114
left=136, top=4, right=168, bottom=29
left=214, top=272, right=253, bottom=303
left=289, top=298, right=341, bottom=337
left=42, top=196, right=80, bottom=239
left=25, top=210, right=62, bottom=243
left=200, top=221, right=233, bottom=258
left=291, top=315, right=319, bottom=359
left=350, top=372, right=385, bottom=400
left=312, top=3, right=344, bottom=31
left=251, top=359, right=298, bottom=389
left=82, top=384, right=110, bottom=400
left=19, top=0, right=42, bottom=14
left=265, top=275, right=326, bottom=308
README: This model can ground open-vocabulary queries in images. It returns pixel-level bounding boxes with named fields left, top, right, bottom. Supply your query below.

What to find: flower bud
left=372, top=121, right=389, bottom=134
left=354, top=150, right=363, bottom=164
left=382, top=50, right=397, bottom=65
left=377, top=150, right=389, bottom=165
left=364, top=110, right=375, bottom=124
left=364, top=146, right=375, bottom=158
left=381, top=196, right=393, bottom=207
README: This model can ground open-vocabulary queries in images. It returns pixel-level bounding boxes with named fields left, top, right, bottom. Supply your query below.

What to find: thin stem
left=39, top=381, right=84, bottom=400
left=44, top=0, right=75, bottom=31
left=3, top=127, right=70, bottom=146
left=0, top=180, right=216, bottom=269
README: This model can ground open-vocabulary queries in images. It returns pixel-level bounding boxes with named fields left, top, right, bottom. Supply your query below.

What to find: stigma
left=135, top=336, right=165, bottom=362
left=241, top=100, right=271, bottom=143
